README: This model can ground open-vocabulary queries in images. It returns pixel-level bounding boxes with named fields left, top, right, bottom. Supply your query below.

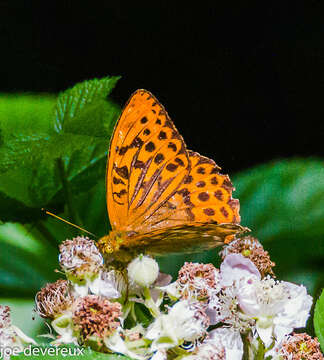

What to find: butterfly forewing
left=106, top=90, right=190, bottom=231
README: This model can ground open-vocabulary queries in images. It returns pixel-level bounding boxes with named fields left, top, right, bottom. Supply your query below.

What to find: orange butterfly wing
left=106, top=89, right=190, bottom=232
left=104, top=89, right=246, bottom=258
left=174, top=150, right=240, bottom=224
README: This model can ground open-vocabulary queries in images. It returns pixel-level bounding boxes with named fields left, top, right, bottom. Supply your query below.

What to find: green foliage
left=234, top=159, right=324, bottom=268
left=0, top=77, right=120, bottom=223
left=314, top=289, right=324, bottom=351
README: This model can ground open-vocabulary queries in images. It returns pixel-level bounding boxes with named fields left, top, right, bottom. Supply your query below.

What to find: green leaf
left=0, top=94, right=57, bottom=137
left=0, top=223, right=59, bottom=296
left=54, top=76, right=120, bottom=136
left=13, top=346, right=132, bottom=360
left=0, top=77, right=120, bottom=223
left=314, top=289, right=324, bottom=351
left=233, top=158, right=324, bottom=276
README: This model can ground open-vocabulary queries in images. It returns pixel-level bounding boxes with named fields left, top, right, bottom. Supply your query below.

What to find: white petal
left=272, top=324, right=293, bottom=344
left=281, top=282, right=312, bottom=327
left=237, top=279, right=262, bottom=316
left=256, top=321, right=273, bottom=347
left=205, top=297, right=221, bottom=325
left=220, top=254, right=261, bottom=287
left=148, top=316, right=178, bottom=351
left=12, top=326, right=37, bottom=345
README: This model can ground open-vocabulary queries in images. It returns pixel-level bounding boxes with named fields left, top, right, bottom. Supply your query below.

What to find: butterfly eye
left=106, top=244, right=113, bottom=253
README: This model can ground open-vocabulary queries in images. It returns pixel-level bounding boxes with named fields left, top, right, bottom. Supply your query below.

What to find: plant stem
left=143, top=287, right=160, bottom=318
left=56, top=158, right=83, bottom=228
left=256, top=337, right=266, bottom=360
left=242, top=331, right=254, bottom=360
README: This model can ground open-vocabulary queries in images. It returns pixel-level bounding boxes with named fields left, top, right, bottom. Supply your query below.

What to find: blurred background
left=0, top=2, right=324, bottom=339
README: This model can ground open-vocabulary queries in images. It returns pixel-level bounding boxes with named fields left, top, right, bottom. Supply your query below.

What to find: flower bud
left=59, top=237, right=103, bottom=281
left=73, top=295, right=122, bottom=345
left=35, top=280, right=74, bottom=319
left=127, top=255, right=159, bottom=287
left=177, top=262, right=220, bottom=300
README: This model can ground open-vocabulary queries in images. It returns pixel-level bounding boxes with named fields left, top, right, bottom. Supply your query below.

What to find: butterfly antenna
left=42, top=209, right=97, bottom=238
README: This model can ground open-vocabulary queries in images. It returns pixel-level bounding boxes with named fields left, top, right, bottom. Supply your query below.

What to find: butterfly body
left=98, top=89, right=248, bottom=262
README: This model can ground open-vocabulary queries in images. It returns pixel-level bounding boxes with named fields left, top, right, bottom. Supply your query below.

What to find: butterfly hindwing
left=141, top=151, right=240, bottom=231
left=111, top=222, right=247, bottom=258
left=175, top=150, right=240, bottom=224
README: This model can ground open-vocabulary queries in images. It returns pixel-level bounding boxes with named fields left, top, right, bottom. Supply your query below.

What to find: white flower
left=146, top=300, right=209, bottom=351
left=220, top=253, right=260, bottom=287
left=238, top=277, right=312, bottom=347
left=273, top=282, right=313, bottom=341
left=128, top=255, right=159, bottom=287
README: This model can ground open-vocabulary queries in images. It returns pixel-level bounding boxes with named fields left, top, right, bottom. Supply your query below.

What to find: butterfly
left=98, top=90, right=248, bottom=262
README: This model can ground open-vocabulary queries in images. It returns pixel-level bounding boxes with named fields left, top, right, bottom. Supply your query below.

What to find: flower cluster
left=28, top=235, right=323, bottom=359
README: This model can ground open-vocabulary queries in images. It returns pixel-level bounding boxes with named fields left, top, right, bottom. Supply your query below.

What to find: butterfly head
left=97, top=231, right=139, bottom=264
left=97, top=230, right=125, bottom=255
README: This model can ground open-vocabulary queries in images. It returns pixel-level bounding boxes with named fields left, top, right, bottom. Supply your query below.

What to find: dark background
left=1, top=2, right=324, bottom=173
